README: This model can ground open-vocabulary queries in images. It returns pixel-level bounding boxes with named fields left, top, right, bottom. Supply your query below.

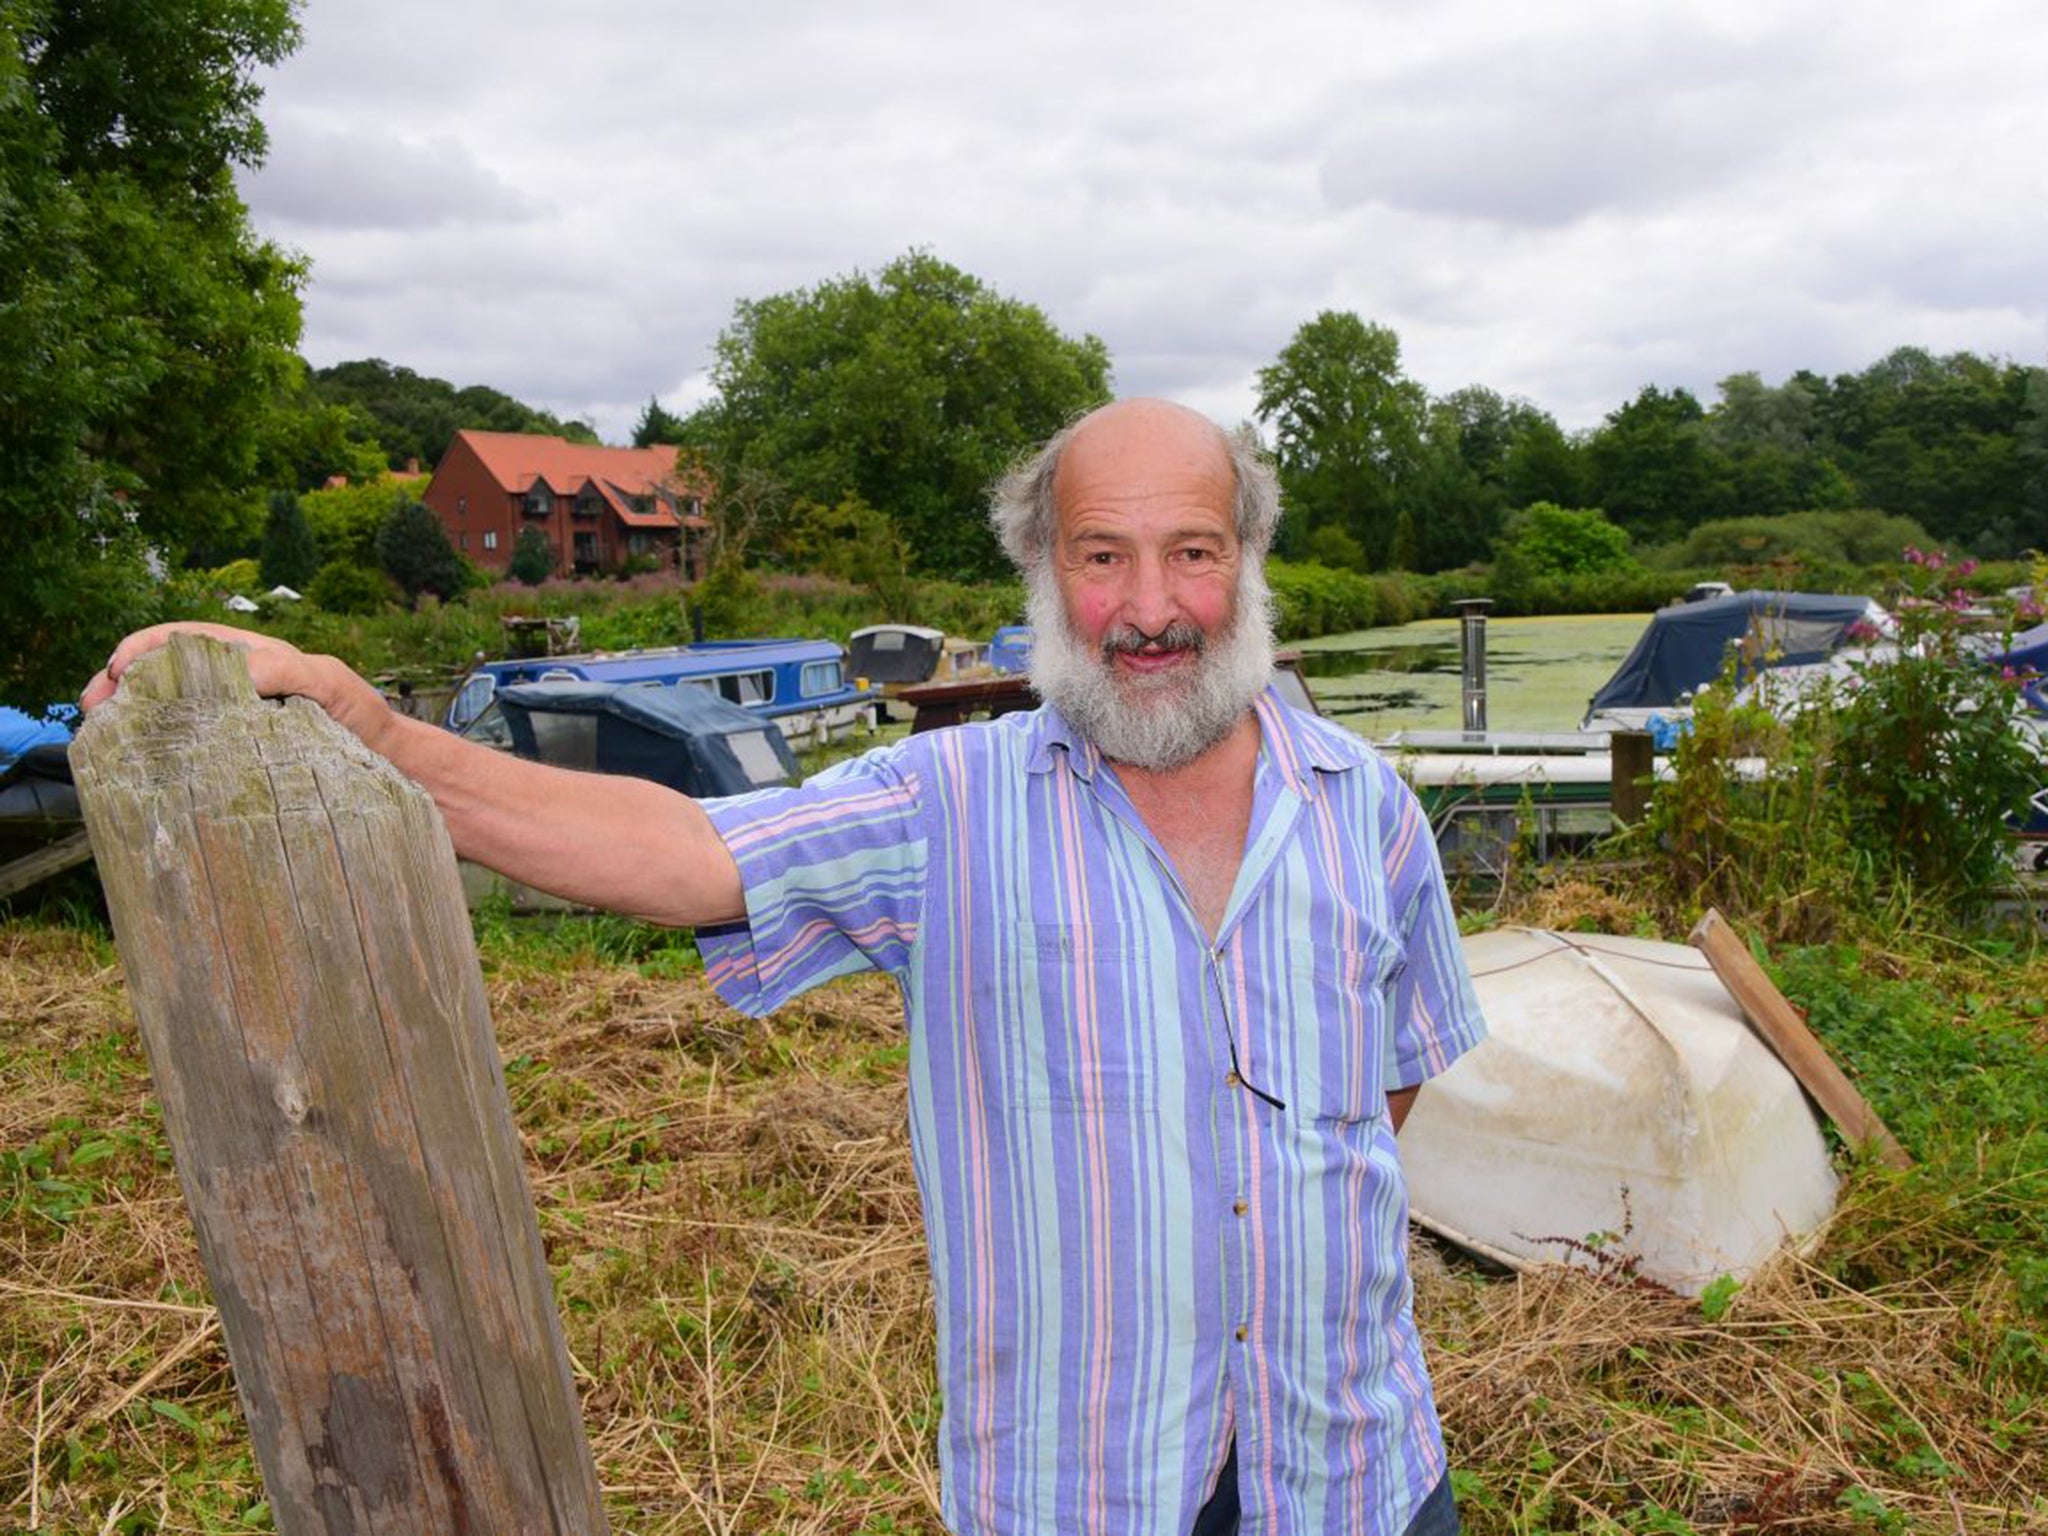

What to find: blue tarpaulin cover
left=1588, top=591, right=1887, bottom=715
left=0, top=706, right=75, bottom=770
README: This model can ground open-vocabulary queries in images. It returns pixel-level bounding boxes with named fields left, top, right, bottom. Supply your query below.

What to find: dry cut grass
left=2, top=921, right=2044, bottom=1534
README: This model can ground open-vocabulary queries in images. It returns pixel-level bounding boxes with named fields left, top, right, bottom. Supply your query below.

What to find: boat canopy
left=493, top=680, right=797, bottom=797
left=1587, top=590, right=1888, bottom=716
left=849, top=625, right=947, bottom=686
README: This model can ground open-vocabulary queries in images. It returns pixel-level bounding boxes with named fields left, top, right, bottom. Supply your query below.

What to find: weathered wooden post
left=1609, top=730, right=1656, bottom=825
left=72, top=635, right=608, bottom=1533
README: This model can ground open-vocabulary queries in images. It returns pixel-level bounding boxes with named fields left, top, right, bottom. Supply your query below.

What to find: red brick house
left=423, top=430, right=713, bottom=578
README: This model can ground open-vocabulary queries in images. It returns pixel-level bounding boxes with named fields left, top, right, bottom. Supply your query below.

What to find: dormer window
left=524, top=486, right=551, bottom=518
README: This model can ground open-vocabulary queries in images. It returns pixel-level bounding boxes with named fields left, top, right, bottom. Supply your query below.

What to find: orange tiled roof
left=450, top=431, right=713, bottom=523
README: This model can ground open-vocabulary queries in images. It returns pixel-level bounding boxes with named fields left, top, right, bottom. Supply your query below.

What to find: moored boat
left=1400, top=926, right=1839, bottom=1295
left=444, top=636, right=873, bottom=751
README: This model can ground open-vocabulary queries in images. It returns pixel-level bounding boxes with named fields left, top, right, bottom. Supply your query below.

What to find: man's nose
left=1120, top=553, right=1179, bottom=632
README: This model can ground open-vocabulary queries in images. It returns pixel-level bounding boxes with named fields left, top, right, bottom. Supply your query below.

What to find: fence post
left=1609, top=730, right=1656, bottom=825
left=72, top=635, right=609, bottom=1534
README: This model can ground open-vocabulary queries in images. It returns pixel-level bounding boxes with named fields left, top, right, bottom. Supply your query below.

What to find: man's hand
left=83, top=623, right=400, bottom=755
left=82, top=621, right=747, bottom=928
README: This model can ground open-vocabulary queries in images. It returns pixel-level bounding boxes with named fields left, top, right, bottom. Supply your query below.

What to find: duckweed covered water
left=1294, top=612, right=1651, bottom=738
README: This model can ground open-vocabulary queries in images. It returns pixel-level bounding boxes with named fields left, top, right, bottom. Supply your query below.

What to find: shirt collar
left=1025, top=686, right=1370, bottom=796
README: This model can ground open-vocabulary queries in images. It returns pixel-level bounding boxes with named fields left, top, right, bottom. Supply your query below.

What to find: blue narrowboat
left=444, top=637, right=873, bottom=750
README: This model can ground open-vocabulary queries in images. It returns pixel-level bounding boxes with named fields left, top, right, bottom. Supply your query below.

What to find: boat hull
left=1401, top=927, right=1839, bottom=1294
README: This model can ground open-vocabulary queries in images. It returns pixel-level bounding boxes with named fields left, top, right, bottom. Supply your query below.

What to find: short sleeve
left=696, top=742, right=928, bottom=1016
left=1379, top=785, right=1487, bottom=1090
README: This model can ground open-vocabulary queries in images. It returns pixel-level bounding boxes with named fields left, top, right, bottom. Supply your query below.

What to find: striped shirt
left=698, top=691, right=1486, bottom=1535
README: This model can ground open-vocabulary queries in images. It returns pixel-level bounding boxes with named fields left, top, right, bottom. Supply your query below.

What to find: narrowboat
left=443, top=637, right=873, bottom=751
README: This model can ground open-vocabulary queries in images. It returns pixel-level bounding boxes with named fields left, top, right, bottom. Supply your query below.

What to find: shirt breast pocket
left=1268, top=937, right=1402, bottom=1123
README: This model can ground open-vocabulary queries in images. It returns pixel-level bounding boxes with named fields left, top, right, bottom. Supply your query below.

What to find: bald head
left=988, top=398, right=1281, bottom=577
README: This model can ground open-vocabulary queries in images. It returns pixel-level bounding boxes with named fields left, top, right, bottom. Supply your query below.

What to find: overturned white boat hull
left=1402, top=927, right=1839, bottom=1295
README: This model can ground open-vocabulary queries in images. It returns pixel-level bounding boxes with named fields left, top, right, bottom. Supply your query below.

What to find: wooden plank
left=71, top=634, right=608, bottom=1534
left=0, top=827, right=93, bottom=900
left=1688, top=908, right=1912, bottom=1169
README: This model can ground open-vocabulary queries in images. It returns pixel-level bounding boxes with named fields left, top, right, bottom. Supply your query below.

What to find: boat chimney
left=1454, top=598, right=1493, bottom=736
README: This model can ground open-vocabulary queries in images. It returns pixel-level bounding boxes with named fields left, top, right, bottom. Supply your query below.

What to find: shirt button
left=1225, top=1071, right=1242, bottom=1088
left=1234, top=1326, right=1249, bottom=1342
left=1232, top=1199, right=1248, bottom=1216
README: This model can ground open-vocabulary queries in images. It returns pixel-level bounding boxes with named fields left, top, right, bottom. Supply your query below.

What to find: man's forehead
left=1052, top=400, right=1235, bottom=519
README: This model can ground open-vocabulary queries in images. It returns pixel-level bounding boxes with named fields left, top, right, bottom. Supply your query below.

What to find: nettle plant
left=1646, top=550, right=2044, bottom=936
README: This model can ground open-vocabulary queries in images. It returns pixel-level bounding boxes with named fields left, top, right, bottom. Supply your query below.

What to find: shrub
left=509, top=526, right=553, bottom=586
left=307, top=561, right=394, bottom=616
left=375, top=500, right=468, bottom=610
left=1266, top=560, right=1378, bottom=639
left=1634, top=547, right=2041, bottom=937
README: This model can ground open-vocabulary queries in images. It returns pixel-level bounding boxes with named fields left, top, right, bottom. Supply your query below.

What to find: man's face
left=1026, top=402, right=1274, bottom=771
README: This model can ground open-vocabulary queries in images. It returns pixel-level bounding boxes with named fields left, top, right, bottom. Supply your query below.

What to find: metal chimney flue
left=1453, top=598, right=1493, bottom=737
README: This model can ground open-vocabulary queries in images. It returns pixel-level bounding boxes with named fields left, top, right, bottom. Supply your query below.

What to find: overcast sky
left=239, top=0, right=2048, bottom=447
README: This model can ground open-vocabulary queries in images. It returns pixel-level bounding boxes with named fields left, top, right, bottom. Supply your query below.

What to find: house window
left=457, top=496, right=467, bottom=516
left=458, top=532, right=469, bottom=550
left=525, top=488, right=550, bottom=517
left=483, top=530, right=498, bottom=551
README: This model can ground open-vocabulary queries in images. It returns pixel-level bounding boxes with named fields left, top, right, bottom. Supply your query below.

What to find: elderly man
left=90, top=399, right=1484, bottom=1536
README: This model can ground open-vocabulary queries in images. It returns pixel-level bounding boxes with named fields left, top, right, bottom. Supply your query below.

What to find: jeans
left=1190, top=1442, right=1460, bottom=1536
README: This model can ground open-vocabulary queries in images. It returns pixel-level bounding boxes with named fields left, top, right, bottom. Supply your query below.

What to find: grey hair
left=987, top=412, right=1282, bottom=577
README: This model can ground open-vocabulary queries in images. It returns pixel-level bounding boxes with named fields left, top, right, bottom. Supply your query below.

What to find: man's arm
left=83, top=624, right=745, bottom=928
left=1386, top=1086, right=1418, bottom=1133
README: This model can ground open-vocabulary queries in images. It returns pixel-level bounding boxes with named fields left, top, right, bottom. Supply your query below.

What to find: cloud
left=245, top=117, right=537, bottom=231
left=241, top=0, right=2048, bottom=446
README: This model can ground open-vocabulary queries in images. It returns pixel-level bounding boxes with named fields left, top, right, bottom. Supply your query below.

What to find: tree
left=1582, top=386, right=1730, bottom=545
left=509, top=525, right=554, bottom=585
left=311, top=358, right=599, bottom=472
left=688, top=250, right=1112, bottom=580
left=631, top=396, right=688, bottom=449
left=375, top=500, right=468, bottom=609
left=258, top=490, right=320, bottom=591
left=1, top=0, right=306, bottom=709
left=1254, top=313, right=1427, bottom=569
left=1490, top=507, right=1630, bottom=598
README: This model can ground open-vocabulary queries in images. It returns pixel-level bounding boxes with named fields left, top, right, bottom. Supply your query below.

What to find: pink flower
left=1957, top=558, right=1979, bottom=578
left=1903, top=546, right=1924, bottom=565
left=1925, top=549, right=1947, bottom=571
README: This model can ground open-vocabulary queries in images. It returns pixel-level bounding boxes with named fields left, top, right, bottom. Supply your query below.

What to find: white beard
left=1026, top=564, right=1276, bottom=772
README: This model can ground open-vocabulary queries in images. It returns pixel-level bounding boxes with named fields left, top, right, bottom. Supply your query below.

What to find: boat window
left=526, top=712, right=599, bottom=772
left=539, top=667, right=578, bottom=682
left=871, top=631, right=907, bottom=652
left=717, top=670, right=774, bottom=706
left=448, top=674, right=496, bottom=730
left=674, top=678, right=716, bottom=696
left=800, top=660, right=842, bottom=697
left=458, top=700, right=514, bottom=750
left=727, top=730, right=789, bottom=786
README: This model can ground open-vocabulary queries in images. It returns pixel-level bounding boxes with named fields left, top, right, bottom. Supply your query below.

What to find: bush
left=307, top=561, right=394, bottom=616
left=1266, top=560, right=1378, bottom=639
left=509, top=526, right=553, bottom=586
left=1633, top=546, right=2041, bottom=938
left=375, top=500, right=468, bottom=609
left=204, top=557, right=262, bottom=597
